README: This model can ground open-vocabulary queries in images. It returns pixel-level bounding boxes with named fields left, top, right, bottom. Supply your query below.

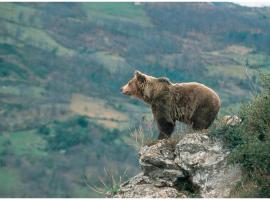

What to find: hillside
left=0, top=2, right=270, bottom=197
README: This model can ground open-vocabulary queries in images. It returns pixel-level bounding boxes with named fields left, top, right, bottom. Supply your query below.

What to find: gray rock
left=112, top=132, right=241, bottom=198
left=113, top=173, right=187, bottom=198
left=174, top=133, right=241, bottom=198
left=222, top=115, right=242, bottom=126
left=139, top=140, right=184, bottom=187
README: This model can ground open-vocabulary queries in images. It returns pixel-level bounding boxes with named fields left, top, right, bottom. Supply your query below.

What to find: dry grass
left=84, top=167, right=128, bottom=197
left=225, top=45, right=252, bottom=55
left=128, top=123, right=157, bottom=150
left=127, top=121, right=198, bottom=150
left=70, top=94, right=128, bottom=129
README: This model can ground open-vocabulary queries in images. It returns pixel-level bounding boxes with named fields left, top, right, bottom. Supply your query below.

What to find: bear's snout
left=120, top=87, right=125, bottom=94
left=121, top=85, right=131, bottom=95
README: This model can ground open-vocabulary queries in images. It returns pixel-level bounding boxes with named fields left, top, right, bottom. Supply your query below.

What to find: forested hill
left=0, top=2, right=270, bottom=197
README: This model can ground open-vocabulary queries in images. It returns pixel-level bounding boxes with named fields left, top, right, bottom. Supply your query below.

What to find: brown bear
left=121, top=71, right=221, bottom=139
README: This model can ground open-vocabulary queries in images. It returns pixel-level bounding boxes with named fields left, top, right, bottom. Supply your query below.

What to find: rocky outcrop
left=112, top=132, right=241, bottom=198
left=174, top=133, right=241, bottom=197
left=222, top=115, right=242, bottom=126
left=112, top=173, right=187, bottom=198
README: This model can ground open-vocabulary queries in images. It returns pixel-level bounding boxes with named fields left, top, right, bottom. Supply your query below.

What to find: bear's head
left=121, top=70, right=171, bottom=102
left=121, top=70, right=146, bottom=98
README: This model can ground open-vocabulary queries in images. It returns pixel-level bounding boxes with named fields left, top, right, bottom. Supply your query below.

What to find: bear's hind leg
left=191, top=119, right=210, bottom=130
left=191, top=107, right=217, bottom=130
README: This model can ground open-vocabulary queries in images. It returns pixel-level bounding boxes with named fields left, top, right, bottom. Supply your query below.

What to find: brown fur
left=121, top=71, right=221, bottom=139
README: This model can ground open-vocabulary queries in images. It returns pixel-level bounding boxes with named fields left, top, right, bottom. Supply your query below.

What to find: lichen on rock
left=112, top=173, right=187, bottom=198
left=175, top=132, right=241, bottom=197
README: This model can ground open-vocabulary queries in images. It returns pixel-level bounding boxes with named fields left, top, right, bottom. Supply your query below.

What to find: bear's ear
left=158, top=77, right=171, bottom=84
left=135, top=70, right=146, bottom=83
left=134, top=70, right=142, bottom=76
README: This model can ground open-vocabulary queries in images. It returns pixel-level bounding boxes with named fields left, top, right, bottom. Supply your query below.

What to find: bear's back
left=172, top=82, right=221, bottom=108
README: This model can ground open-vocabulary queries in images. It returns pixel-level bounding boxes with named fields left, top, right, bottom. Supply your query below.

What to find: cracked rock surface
left=111, top=132, right=241, bottom=198
left=112, top=173, right=187, bottom=198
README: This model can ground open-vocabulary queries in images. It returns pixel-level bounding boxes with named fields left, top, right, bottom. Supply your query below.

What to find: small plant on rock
left=85, top=167, right=128, bottom=197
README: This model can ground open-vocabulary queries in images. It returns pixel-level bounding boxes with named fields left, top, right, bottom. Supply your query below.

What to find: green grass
left=83, top=3, right=144, bottom=18
left=93, top=51, right=131, bottom=74
left=1, top=20, right=74, bottom=56
left=204, top=46, right=270, bottom=70
left=82, top=2, right=152, bottom=27
left=0, top=85, right=45, bottom=98
left=0, top=168, right=24, bottom=197
left=246, top=53, right=270, bottom=68
left=0, top=86, right=21, bottom=95
left=207, top=64, right=248, bottom=79
left=0, top=43, right=20, bottom=55
left=0, top=130, right=46, bottom=157
left=72, top=185, right=101, bottom=198
left=0, top=3, right=42, bottom=28
left=0, top=59, right=28, bottom=79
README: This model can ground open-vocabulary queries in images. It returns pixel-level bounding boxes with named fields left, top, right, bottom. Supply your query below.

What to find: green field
left=83, top=2, right=152, bottom=26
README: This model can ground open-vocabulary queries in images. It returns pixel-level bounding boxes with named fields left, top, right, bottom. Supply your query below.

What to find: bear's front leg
left=151, top=100, right=175, bottom=140
left=157, top=117, right=175, bottom=139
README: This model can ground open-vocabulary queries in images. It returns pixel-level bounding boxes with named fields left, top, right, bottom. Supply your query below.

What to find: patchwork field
left=70, top=94, right=129, bottom=129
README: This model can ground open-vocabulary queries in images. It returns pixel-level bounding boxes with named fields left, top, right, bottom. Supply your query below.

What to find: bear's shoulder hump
left=158, top=77, right=171, bottom=84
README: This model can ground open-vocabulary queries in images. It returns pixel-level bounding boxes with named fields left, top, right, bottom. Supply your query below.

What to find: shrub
left=43, top=116, right=92, bottom=151
left=210, top=73, right=270, bottom=197
left=38, top=125, right=50, bottom=136
left=46, top=126, right=91, bottom=151
left=77, top=116, right=89, bottom=128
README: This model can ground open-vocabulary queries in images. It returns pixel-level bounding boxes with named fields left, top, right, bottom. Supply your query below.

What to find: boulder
left=112, top=132, right=241, bottom=198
